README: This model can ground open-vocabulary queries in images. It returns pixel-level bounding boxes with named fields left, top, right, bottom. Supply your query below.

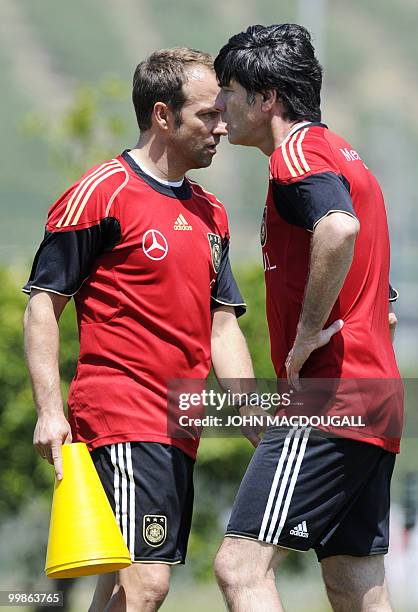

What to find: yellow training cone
left=45, top=442, right=132, bottom=578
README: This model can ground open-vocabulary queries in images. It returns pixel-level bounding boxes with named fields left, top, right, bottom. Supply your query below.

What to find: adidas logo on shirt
left=290, top=520, right=309, bottom=538
left=174, top=214, right=192, bottom=231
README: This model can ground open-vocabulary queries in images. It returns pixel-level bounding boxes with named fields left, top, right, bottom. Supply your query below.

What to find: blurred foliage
left=21, top=76, right=130, bottom=183
left=236, top=266, right=275, bottom=378
left=0, top=272, right=78, bottom=516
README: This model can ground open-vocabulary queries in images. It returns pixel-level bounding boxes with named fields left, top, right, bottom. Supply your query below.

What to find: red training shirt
left=24, top=152, right=245, bottom=459
left=262, top=123, right=402, bottom=452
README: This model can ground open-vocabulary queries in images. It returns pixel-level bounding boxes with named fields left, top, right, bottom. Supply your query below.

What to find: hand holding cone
left=45, top=442, right=132, bottom=578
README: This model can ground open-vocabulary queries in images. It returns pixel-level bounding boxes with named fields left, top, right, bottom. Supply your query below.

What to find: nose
left=213, top=117, right=228, bottom=136
left=214, top=91, right=227, bottom=135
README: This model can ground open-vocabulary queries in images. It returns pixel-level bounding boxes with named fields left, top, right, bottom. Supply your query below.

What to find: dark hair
left=133, top=47, right=214, bottom=131
left=214, top=24, right=322, bottom=122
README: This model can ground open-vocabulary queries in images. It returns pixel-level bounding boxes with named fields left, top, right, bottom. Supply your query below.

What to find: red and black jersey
left=24, top=151, right=245, bottom=459
left=263, top=123, right=402, bottom=453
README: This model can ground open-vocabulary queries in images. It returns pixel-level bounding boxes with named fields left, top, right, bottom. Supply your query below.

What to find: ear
left=260, top=89, right=277, bottom=112
left=153, top=102, right=170, bottom=131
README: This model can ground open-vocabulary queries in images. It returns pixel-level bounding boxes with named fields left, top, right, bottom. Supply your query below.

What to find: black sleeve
left=272, top=172, right=357, bottom=231
left=211, top=239, right=246, bottom=317
left=22, top=217, right=121, bottom=296
left=389, top=283, right=399, bottom=302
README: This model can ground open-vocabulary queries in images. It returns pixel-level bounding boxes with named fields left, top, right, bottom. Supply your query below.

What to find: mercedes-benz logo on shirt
left=142, top=229, right=169, bottom=261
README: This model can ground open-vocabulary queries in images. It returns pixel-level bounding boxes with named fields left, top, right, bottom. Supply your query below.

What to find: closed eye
left=200, top=111, right=221, bottom=119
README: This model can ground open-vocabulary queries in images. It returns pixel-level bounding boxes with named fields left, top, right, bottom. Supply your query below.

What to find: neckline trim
left=121, top=150, right=192, bottom=200
left=272, top=122, right=328, bottom=159
left=126, top=151, right=185, bottom=187
left=284, top=121, right=328, bottom=142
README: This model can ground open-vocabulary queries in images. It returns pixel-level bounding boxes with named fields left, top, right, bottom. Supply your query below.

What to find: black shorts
left=92, top=442, right=194, bottom=564
left=226, top=427, right=396, bottom=560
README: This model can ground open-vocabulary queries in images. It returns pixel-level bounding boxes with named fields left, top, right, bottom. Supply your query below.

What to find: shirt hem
left=316, top=428, right=400, bottom=454
left=348, top=435, right=400, bottom=454
left=77, top=431, right=198, bottom=460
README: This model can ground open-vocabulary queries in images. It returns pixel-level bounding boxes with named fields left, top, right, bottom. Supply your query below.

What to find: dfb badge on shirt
left=143, top=515, right=167, bottom=547
left=207, top=233, right=222, bottom=273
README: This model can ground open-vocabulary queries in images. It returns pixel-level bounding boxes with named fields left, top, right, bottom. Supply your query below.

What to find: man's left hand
left=388, top=303, right=397, bottom=343
left=285, top=319, right=344, bottom=391
left=238, top=405, right=267, bottom=448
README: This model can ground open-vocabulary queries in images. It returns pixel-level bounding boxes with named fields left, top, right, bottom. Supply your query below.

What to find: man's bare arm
left=211, top=306, right=262, bottom=447
left=286, top=212, right=360, bottom=389
left=211, top=306, right=254, bottom=379
left=23, top=290, right=72, bottom=479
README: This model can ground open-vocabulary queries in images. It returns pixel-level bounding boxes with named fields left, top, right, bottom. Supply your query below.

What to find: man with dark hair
left=213, top=24, right=401, bottom=611
left=23, top=47, right=254, bottom=611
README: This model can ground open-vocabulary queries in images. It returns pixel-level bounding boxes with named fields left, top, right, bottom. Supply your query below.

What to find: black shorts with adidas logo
left=92, top=442, right=194, bottom=564
left=225, top=427, right=396, bottom=560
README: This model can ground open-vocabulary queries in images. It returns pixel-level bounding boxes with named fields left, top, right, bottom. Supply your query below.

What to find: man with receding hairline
left=23, top=48, right=254, bottom=611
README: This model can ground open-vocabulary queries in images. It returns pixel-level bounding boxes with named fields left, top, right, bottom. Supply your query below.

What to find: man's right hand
left=33, top=412, right=72, bottom=480
left=24, top=290, right=71, bottom=481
